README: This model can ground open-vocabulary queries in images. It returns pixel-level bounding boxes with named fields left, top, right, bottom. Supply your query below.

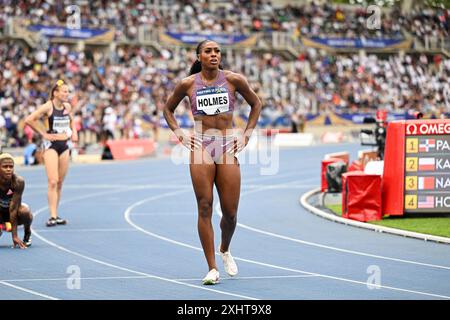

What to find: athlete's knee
left=222, top=210, right=237, bottom=224
left=57, top=180, right=64, bottom=190
left=20, top=204, right=31, bottom=214
left=222, top=202, right=238, bottom=218
left=48, top=179, right=58, bottom=189
left=197, top=198, right=213, bottom=218
left=19, top=212, right=33, bottom=225
left=18, top=206, right=33, bottom=225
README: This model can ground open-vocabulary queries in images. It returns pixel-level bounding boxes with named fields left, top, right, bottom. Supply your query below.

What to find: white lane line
left=26, top=177, right=450, bottom=271
left=221, top=185, right=450, bottom=271
left=26, top=184, right=192, bottom=190
left=25, top=171, right=317, bottom=191
left=242, top=170, right=315, bottom=183
left=31, top=188, right=258, bottom=300
left=175, top=275, right=320, bottom=282
left=236, top=216, right=450, bottom=271
left=26, top=184, right=315, bottom=190
left=243, top=184, right=318, bottom=189
left=32, top=228, right=136, bottom=233
left=18, top=173, right=306, bottom=300
left=2, top=274, right=318, bottom=283
left=0, top=281, right=59, bottom=300
left=131, top=212, right=195, bottom=216
left=2, top=189, right=135, bottom=300
left=2, top=276, right=149, bottom=283
left=124, top=186, right=450, bottom=299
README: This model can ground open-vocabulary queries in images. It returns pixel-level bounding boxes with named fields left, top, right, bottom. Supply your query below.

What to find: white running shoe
left=219, top=247, right=238, bottom=277
left=202, top=268, right=220, bottom=285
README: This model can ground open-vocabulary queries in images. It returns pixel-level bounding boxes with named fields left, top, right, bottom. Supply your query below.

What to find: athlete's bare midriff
left=193, top=113, right=234, bottom=135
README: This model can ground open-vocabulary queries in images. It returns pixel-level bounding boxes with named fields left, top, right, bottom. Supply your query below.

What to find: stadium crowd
left=0, top=0, right=448, bottom=42
left=1, top=39, right=449, bottom=148
left=0, top=1, right=449, bottom=149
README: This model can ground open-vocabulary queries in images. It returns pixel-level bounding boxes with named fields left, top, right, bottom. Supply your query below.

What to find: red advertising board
left=106, top=139, right=155, bottom=160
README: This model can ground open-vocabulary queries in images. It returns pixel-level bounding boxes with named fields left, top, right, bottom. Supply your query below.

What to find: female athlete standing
left=163, top=40, right=261, bottom=285
left=26, top=79, right=78, bottom=227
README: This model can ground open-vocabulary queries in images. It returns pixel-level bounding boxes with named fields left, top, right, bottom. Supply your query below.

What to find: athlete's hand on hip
left=174, top=129, right=202, bottom=151
left=43, top=133, right=58, bottom=141
left=12, top=236, right=27, bottom=249
left=227, top=135, right=249, bottom=155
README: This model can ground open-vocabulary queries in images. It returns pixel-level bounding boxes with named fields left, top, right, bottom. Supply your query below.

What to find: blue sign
left=27, top=25, right=111, bottom=40
left=164, top=32, right=253, bottom=45
left=337, top=113, right=407, bottom=124
left=306, top=37, right=409, bottom=49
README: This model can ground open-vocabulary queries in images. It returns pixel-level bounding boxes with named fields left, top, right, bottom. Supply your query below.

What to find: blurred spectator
left=23, top=136, right=42, bottom=166
left=102, top=107, right=117, bottom=141
left=0, top=112, right=6, bottom=146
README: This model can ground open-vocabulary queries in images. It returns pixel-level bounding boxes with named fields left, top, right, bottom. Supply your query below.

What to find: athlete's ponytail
left=189, top=60, right=202, bottom=76
left=189, top=40, right=209, bottom=75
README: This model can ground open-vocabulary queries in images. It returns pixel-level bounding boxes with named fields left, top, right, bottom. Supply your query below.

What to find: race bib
left=195, top=87, right=230, bottom=115
left=52, top=116, right=71, bottom=134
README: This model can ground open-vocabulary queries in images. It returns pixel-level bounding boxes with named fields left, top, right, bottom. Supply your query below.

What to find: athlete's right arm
left=163, top=78, right=201, bottom=151
left=25, top=102, right=65, bottom=141
left=163, top=79, right=189, bottom=132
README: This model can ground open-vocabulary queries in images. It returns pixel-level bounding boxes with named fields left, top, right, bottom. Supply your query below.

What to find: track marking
left=20, top=165, right=449, bottom=298
left=124, top=181, right=450, bottom=299
left=1, top=274, right=318, bottom=283
left=2, top=276, right=150, bottom=283
left=175, top=275, right=320, bottom=282
left=217, top=184, right=450, bottom=271
left=0, top=281, right=59, bottom=300
left=31, top=188, right=258, bottom=300
left=32, top=228, right=136, bottom=233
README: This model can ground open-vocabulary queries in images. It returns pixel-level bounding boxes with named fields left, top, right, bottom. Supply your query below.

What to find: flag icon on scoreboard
left=419, top=139, right=436, bottom=152
left=418, top=195, right=434, bottom=209
left=418, top=176, right=435, bottom=190
left=418, top=158, right=435, bottom=171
